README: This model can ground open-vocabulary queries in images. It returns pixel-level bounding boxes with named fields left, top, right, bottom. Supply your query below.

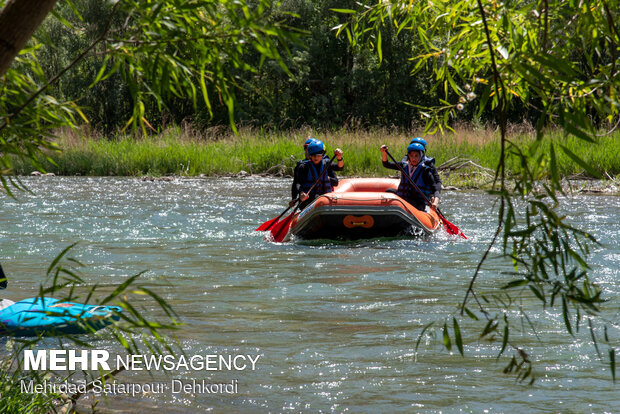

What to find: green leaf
left=443, top=322, right=452, bottom=351
left=50, top=10, right=76, bottom=29
left=529, top=285, right=546, bottom=304
left=99, top=272, right=145, bottom=305
left=531, top=53, right=578, bottom=78
left=63, top=0, right=84, bottom=21
left=549, top=142, right=561, bottom=191
left=498, top=322, right=509, bottom=357
left=330, top=8, right=357, bottom=14
left=514, top=61, right=552, bottom=90
left=480, top=319, right=497, bottom=339
left=46, top=243, right=79, bottom=275
left=562, top=296, right=573, bottom=336
left=415, top=322, right=434, bottom=352
left=446, top=69, right=459, bottom=94
left=463, top=307, right=478, bottom=321
left=503, top=356, right=517, bottom=374
left=453, top=317, right=464, bottom=356
left=610, top=348, right=616, bottom=383
left=559, top=144, right=602, bottom=178
left=377, top=30, right=382, bottom=62
left=562, top=117, right=596, bottom=143
left=477, top=83, right=492, bottom=116
left=502, top=279, right=529, bottom=289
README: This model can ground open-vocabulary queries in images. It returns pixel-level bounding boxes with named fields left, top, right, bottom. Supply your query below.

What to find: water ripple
left=1, top=177, right=618, bottom=413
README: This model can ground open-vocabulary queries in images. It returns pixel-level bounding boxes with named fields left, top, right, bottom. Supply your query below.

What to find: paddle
left=255, top=203, right=294, bottom=231
left=0, top=263, right=7, bottom=289
left=385, top=148, right=467, bottom=239
left=269, top=154, right=337, bottom=242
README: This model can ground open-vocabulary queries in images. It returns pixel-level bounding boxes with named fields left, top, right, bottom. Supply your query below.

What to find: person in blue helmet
left=401, top=137, right=435, bottom=167
left=291, top=138, right=343, bottom=202
left=293, top=140, right=343, bottom=210
left=381, top=142, right=442, bottom=212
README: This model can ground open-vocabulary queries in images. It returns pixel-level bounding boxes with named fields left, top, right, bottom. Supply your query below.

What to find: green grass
left=11, top=126, right=620, bottom=187
left=0, top=368, right=62, bottom=414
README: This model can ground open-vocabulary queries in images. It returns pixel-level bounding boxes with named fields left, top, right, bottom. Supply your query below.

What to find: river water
left=1, top=177, right=618, bottom=413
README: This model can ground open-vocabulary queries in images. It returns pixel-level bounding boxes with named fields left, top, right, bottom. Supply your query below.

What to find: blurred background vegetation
left=34, top=0, right=542, bottom=134
left=11, top=0, right=615, bottom=181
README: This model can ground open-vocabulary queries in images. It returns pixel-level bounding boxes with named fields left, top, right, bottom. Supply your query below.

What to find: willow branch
left=461, top=208, right=503, bottom=314
left=542, top=0, right=549, bottom=52
left=0, top=2, right=120, bottom=134
left=463, top=0, right=511, bottom=311
left=476, top=0, right=508, bottom=190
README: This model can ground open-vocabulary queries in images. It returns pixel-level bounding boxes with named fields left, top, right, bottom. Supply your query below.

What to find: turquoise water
left=1, top=177, right=618, bottom=413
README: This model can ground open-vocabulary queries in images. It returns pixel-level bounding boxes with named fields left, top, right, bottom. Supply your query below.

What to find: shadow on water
left=292, top=234, right=430, bottom=247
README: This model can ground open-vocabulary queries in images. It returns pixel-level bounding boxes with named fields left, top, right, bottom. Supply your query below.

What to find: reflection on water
left=1, top=177, right=618, bottom=413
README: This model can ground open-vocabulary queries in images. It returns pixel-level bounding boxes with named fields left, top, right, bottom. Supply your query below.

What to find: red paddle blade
left=256, top=216, right=278, bottom=231
left=270, top=213, right=294, bottom=242
left=440, top=216, right=467, bottom=239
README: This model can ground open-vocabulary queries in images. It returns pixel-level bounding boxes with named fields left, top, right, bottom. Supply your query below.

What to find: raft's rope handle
left=322, top=193, right=437, bottom=229
left=87, top=306, right=108, bottom=313
left=323, top=194, right=419, bottom=217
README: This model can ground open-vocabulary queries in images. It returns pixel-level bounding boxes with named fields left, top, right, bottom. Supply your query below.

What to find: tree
left=0, top=0, right=299, bottom=190
left=334, top=0, right=618, bottom=382
left=0, top=0, right=59, bottom=77
left=0, top=1, right=300, bottom=411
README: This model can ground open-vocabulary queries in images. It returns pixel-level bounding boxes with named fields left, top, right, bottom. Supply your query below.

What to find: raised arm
left=380, top=145, right=400, bottom=170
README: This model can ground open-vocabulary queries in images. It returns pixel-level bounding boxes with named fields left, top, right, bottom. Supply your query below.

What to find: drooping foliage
left=7, top=0, right=613, bottom=141
left=3, top=0, right=487, bottom=137
left=0, top=2, right=299, bottom=409
left=333, top=0, right=618, bottom=382
left=0, top=0, right=300, bottom=189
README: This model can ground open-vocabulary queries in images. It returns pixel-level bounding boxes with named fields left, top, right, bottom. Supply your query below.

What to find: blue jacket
left=292, top=156, right=340, bottom=199
left=297, top=158, right=333, bottom=197
left=382, top=160, right=442, bottom=211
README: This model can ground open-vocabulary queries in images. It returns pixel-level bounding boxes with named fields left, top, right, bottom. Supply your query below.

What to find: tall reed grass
left=11, top=125, right=620, bottom=182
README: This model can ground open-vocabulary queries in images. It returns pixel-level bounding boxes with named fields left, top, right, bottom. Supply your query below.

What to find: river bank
left=23, top=170, right=620, bottom=195
left=10, top=125, right=620, bottom=191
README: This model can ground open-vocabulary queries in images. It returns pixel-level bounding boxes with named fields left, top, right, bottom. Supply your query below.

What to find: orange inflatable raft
left=288, top=178, right=441, bottom=240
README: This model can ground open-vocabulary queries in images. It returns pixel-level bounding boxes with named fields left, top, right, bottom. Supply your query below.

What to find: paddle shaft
left=272, top=204, right=300, bottom=241
left=298, top=154, right=338, bottom=203
left=265, top=206, right=293, bottom=226
left=270, top=154, right=337, bottom=242
left=384, top=149, right=466, bottom=238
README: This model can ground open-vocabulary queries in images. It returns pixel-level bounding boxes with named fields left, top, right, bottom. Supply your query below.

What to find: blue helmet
left=304, top=137, right=317, bottom=148
left=307, top=140, right=325, bottom=155
left=407, top=142, right=425, bottom=153
left=410, top=137, right=427, bottom=147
